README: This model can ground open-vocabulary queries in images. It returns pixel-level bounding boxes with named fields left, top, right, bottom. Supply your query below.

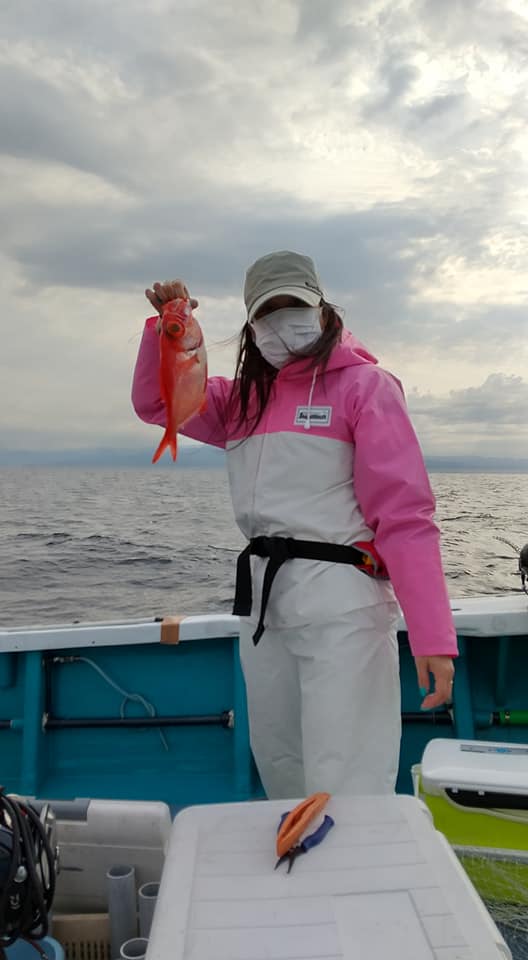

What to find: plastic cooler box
left=414, top=738, right=528, bottom=904
left=147, top=793, right=511, bottom=959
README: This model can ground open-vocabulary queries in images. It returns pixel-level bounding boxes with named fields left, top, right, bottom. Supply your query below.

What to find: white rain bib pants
left=239, top=601, right=401, bottom=799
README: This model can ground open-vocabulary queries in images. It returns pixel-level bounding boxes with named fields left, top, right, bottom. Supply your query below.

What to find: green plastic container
left=414, top=738, right=528, bottom=904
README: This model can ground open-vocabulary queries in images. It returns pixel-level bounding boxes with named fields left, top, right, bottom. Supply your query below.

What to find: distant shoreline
left=1, top=448, right=528, bottom=473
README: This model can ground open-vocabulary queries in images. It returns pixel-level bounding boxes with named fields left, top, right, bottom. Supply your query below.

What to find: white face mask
left=252, top=306, right=322, bottom=368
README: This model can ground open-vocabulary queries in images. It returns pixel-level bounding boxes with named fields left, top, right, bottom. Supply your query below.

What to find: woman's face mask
left=252, top=306, right=322, bottom=368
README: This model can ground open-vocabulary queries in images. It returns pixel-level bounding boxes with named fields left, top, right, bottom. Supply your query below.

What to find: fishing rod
left=494, top=537, right=528, bottom=592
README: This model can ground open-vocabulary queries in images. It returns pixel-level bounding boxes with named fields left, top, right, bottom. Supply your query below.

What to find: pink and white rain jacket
left=132, top=316, right=458, bottom=658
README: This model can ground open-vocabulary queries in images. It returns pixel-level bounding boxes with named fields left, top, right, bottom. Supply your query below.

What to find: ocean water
left=0, top=467, right=526, bottom=628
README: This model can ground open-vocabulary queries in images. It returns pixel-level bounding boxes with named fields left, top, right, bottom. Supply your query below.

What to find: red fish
left=152, top=298, right=207, bottom=463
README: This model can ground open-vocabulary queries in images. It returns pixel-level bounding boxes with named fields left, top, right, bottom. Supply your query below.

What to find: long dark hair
left=228, top=301, right=343, bottom=438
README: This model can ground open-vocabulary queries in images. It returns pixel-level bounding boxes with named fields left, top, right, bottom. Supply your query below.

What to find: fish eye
left=167, top=320, right=184, bottom=336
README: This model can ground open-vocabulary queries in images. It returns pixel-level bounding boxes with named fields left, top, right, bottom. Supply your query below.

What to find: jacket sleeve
left=349, top=366, right=458, bottom=659
left=131, top=316, right=232, bottom=448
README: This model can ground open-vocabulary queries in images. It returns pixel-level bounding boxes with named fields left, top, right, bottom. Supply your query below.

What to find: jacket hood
left=278, top=329, right=378, bottom=379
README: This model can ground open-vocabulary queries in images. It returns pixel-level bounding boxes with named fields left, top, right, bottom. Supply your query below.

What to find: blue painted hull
left=1, top=605, right=527, bottom=805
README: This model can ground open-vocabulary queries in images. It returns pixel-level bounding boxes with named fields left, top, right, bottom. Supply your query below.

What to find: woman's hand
left=145, top=279, right=199, bottom=316
left=415, top=655, right=455, bottom=710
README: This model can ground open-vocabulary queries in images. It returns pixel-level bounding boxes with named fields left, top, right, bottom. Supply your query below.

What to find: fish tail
left=152, top=430, right=178, bottom=463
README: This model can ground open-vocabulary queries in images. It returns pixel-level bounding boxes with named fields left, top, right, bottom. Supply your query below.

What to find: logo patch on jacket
left=294, top=405, right=332, bottom=427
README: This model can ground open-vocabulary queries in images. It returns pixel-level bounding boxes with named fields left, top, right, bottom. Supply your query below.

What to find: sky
left=1, top=0, right=528, bottom=460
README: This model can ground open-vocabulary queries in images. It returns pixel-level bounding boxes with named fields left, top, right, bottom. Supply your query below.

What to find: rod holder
left=120, top=938, right=149, bottom=960
left=106, top=864, right=137, bottom=957
left=138, top=881, right=160, bottom=938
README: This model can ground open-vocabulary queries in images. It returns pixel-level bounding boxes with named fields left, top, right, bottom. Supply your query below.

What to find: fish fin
left=177, top=355, right=200, bottom=371
left=152, top=430, right=177, bottom=463
left=199, top=364, right=208, bottom=411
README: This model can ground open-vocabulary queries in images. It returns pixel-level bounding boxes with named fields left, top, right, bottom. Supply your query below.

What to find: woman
left=132, top=250, right=457, bottom=799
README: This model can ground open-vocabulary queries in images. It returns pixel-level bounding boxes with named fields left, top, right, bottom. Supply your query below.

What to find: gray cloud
left=410, top=374, right=528, bottom=424
left=407, top=93, right=467, bottom=126
left=0, top=62, right=139, bottom=186
left=6, top=188, right=525, bottom=360
left=407, top=373, right=528, bottom=457
left=1, top=0, right=527, bottom=455
left=417, top=0, right=528, bottom=58
left=364, top=57, right=420, bottom=118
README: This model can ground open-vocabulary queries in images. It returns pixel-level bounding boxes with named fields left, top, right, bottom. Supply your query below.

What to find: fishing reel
left=0, top=791, right=57, bottom=946
left=495, top=538, right=528, bottom=593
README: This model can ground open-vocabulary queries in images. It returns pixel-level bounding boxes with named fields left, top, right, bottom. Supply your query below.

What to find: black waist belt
left=232, top=536, right=388, bottom=646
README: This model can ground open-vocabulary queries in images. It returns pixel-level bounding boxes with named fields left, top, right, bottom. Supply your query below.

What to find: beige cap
left=244, top=250, right=324, bottom=322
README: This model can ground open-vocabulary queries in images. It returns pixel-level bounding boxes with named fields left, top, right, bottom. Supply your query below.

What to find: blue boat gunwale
left=1, top=594, right=527, bottom=652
